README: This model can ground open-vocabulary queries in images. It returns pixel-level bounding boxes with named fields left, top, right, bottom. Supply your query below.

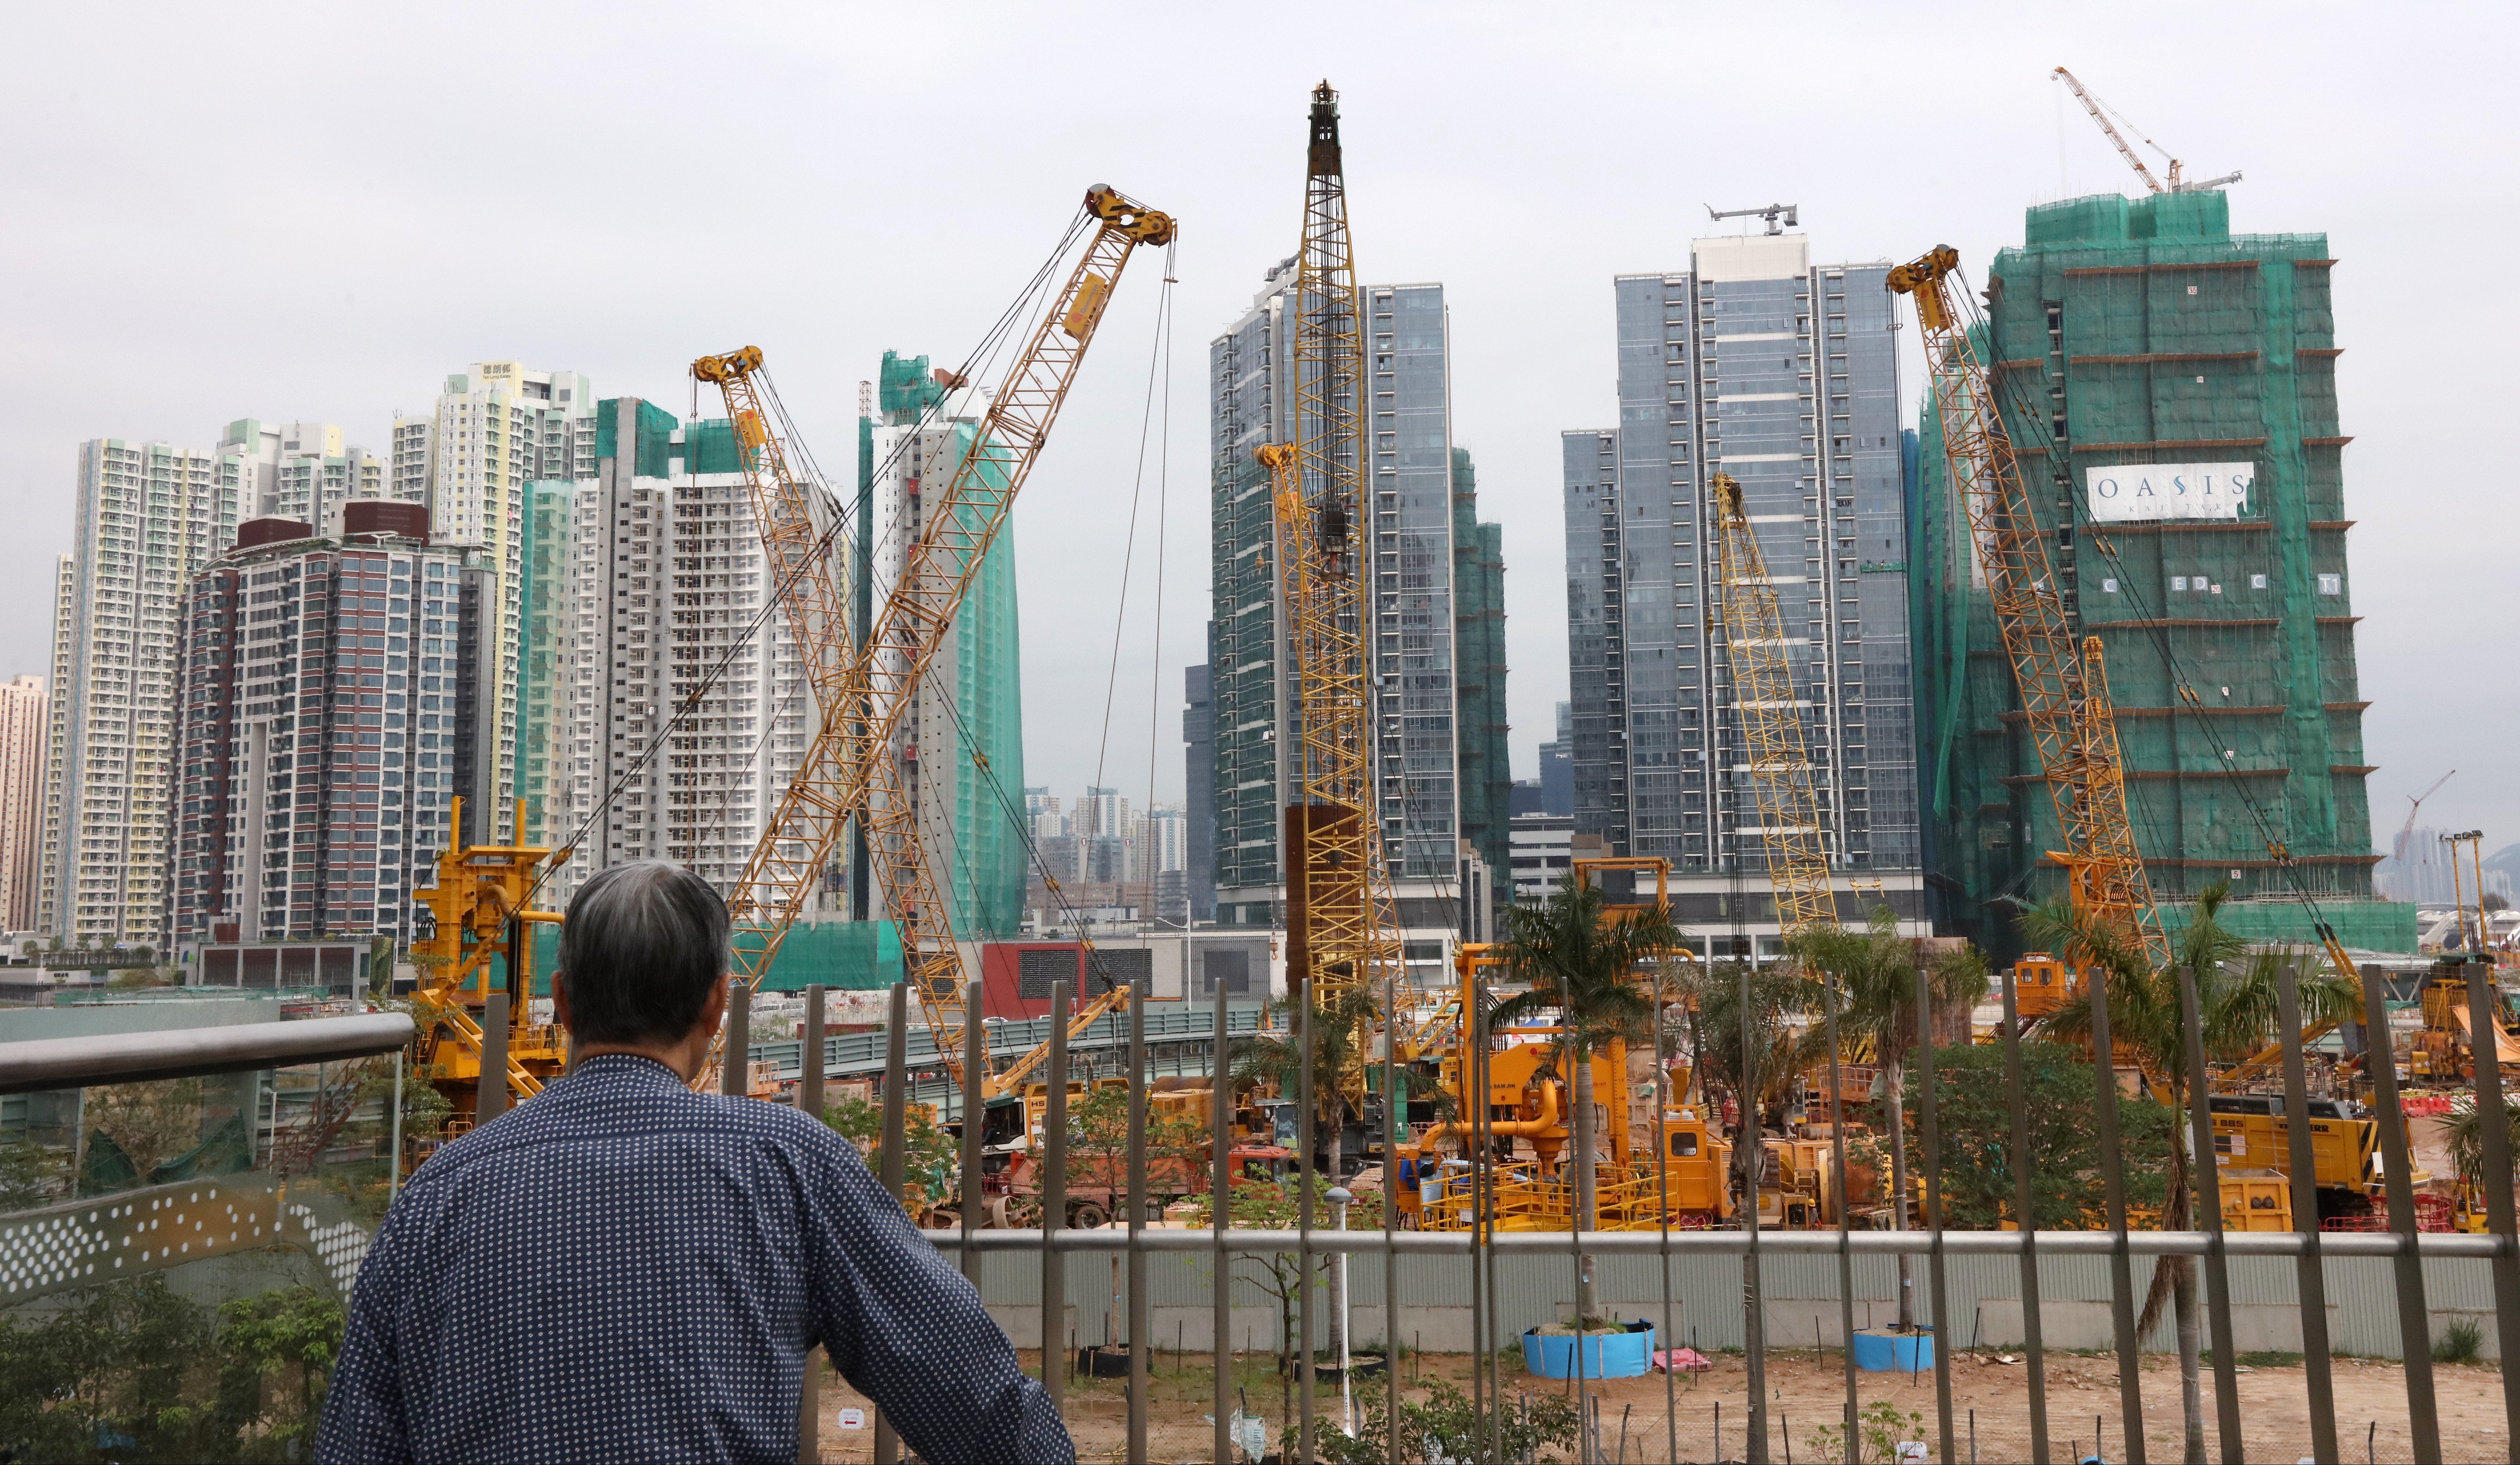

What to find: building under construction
left=1912, top=190, right=2413, bottom=956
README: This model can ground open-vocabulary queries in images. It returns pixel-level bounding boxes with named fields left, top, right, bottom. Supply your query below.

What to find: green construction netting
left=594, top=398, right=678, bottom=478
left=517, top=920, right=904, bottom=993
left=1911, top=192, right=2410, bottom=958
left=879, top=350, right=944, bottom=424
left=938, top=421, right=1029, bottom=939
left=683, top=418, right=742, bottom=476
left=1450, top=448, right=1511, bottom=889
left=516, top=481, right=576, bottom=845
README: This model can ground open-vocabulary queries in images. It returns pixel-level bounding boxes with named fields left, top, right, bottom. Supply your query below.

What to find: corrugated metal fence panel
left=967, top=1240, right=2501, bottom=1360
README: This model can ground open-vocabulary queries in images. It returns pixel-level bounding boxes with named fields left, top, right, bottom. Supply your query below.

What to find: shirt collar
left=568, top=1052, right=696, bottom=1090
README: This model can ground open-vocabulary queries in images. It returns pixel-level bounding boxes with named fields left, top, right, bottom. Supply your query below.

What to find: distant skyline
left=2, top=3, right=2510, bottom=850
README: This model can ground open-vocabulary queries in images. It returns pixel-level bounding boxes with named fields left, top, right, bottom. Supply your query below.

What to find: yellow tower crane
left=1888, top=245, right=2170, bottom=977
left=1709, top=472, right=1836, bottom=935
left=1273, top=83, right=1401, bottom=1018
left=709, top=185, right=1172, bottom=1095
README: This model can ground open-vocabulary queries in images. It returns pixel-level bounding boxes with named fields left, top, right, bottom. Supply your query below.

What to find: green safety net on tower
left=1910, top=190, right=2412, bottom=958
left=1450, top=448, right=1512, bottom=894
left=515, top=480, right=576, bottom=846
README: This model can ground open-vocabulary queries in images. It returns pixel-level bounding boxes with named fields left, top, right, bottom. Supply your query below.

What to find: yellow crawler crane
left=708, top=186, right=1172, bottom=1095
left=1272, top=82, right=1401, bottom=1029
left=408, top=796, right=567, bottom=1114
left=1888, top=246, right=2168, bottom=974
left=1709, top=472, right=1836, bottom=935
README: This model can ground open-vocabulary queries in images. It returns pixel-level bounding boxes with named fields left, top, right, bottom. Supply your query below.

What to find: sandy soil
left=801, top=1345, right=2507, bottom=1463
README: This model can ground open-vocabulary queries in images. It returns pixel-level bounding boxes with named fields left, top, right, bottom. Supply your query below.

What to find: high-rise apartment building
left=868, top=352, right=1028, bottom=940
left=1182, top=646, right=1216, bottom=922
left=1207, top=269, right=1509, bottom=958
left=212, top=420, right=388, bottom=534
left=1913, top=191, right=2409, bottom=953
left=1561, top=233, right=1921, bottom=951
left=1536, top=701, right=1574, bottom=818
left=0, top=675, right=46, bottom=932
left=537, top=397, right=810, bottom=909
left=41, top=438, right=243, bottom=943
left=168, top=505, right=493, bottom=948
left=392, top=363, right=597, bottom=845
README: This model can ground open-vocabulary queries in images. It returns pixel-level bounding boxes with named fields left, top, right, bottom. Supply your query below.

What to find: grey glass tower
left=1562, top=233, right=1921, bottom=949
left=1208, top=266, right=1495, bottom=960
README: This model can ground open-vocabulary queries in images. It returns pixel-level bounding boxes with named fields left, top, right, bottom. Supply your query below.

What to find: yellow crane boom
left=1709, top=472, right=1835, bottom=935
left=689, top=346, right=854, bottom=724
left=718, top=184, right=1173, bottom=1093
left=1274, top=83, right=1399, bottom=1014
left=1888, top=246, right=2169, bottom=972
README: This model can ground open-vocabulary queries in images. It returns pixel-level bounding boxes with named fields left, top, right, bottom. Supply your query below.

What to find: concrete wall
left=956, top=1242, right=2501, bottom=1362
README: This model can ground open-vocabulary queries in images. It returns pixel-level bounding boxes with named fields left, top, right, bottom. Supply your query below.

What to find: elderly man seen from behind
left=317, top=859, right=1071, bottom=1465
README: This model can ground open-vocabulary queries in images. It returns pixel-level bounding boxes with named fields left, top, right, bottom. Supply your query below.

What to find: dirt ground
left=801, top=1344, right=2507, bottom=1463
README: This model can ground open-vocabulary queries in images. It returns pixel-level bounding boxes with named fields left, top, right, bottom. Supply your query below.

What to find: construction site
left=3, top=55, right=2514, bottom=1465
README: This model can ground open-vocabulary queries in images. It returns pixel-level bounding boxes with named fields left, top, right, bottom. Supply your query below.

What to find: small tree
left=1189, top=1177, right=1365, bottom=1426
left=1316, top=1377, right=1580, bottom=1465
left=86, top=1077, right=205, bottom=1182
left=822, top=1096, right=958, bottom=1220
left=1903, top=1040, right=2172, bottom=1228
left=215, top=1285, right=345, bottom=1455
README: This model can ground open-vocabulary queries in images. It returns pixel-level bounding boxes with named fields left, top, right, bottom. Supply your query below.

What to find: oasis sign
left=2084, top=462, right=2254, bottom=523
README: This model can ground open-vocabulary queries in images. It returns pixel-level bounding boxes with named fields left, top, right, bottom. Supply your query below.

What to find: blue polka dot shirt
left=316, top=1053, right=1072, bottom=1464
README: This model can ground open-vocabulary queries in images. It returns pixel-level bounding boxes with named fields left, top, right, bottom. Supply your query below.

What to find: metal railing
left=752, top=963, right=2520, bottom=1465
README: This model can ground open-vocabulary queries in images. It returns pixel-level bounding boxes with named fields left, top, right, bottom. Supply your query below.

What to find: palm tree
left=2024, top=883, right=2359, bottom=1465
left=2442, top=1092, right=2520, bottom=1207
left=1491, top=878, right=1679, bottom=1325
left=1789, top=909, right=1989, bottom=1329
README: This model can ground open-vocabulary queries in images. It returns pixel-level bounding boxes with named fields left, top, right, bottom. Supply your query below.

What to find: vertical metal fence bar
left=798, top=985, right=825, bottom=1465
left=1471, top=987, right=1492, bottom=1465
left=1915, top=963, right=1954, bottom=1465
left=2178, top=966, right=2243, bottom=1465
left=1657, top=966, right=1678, bottom=1465
left=2086, top=962, right=2147, bottom=1465
left=1212, top=983, right=1231, bottom=1465
left=2277, top=962, right=2340, bottom=1465
left=723, top=982, right=749, bottom=1098
left=2000, top=972, right=2050, bottom=1465
left=960, top=981, right=985, bottom=1287
left=1126, top=984, right=1148, bottom=1465
left=1469, top=982, right=1490, bottom=1464
left=1741, top=955, right=1769, bottom=1465
left=479, top=990, right=509, bottom=1123
left=2462, top=966, right=2520, bottom=1458
left=1298, top=992, right=1316, bottom=1465
left=874, top=982, right=908, bottom=1465
left=1044, top=983, right=1069, bottom=1415
left=1824, top=972, right=1857, bottom=1462
left=2362, top=966, right=2440, bottom=1464
left=1571, top=1023, right=1588, bottom=1463
left=1383, top=974, right=1401, bottom=1465
left=388, top=1049, right=403, bottom=1205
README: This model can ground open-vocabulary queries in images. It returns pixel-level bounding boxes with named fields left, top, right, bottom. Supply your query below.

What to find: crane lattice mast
left=1278, top=81, right=1400, bottom=1013
left=1709, top=473, right=1836, bottom=934
left=1888, top=246, right=2169, bottom=972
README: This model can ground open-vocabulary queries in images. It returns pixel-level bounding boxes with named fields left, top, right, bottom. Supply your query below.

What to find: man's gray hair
left=557, top=861, right=731, bottom=1046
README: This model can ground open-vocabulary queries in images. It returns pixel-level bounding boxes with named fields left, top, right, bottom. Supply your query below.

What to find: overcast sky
left=4, top=2, right=2511, bottom=857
